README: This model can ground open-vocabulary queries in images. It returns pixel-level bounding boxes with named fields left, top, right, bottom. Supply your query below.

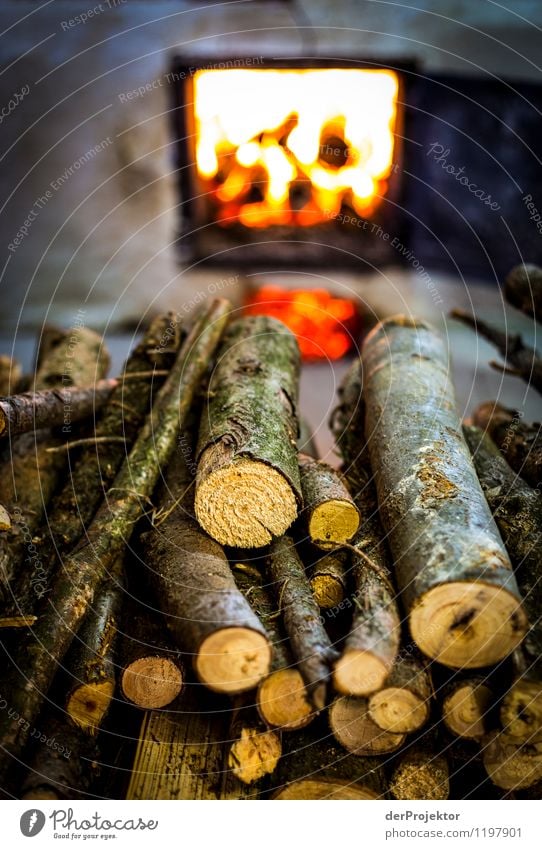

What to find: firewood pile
left=0, top=264, right=540, bottom=801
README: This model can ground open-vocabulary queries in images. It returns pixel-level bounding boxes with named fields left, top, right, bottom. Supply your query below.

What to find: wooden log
left=0, top=380, right=117, bottom=439
left=0, top=355, right=22, bottom=396
left=64, top=558, right=123, bottom=734
left=0, top=298, right=231, bottom=786
left=126, top=686, right=230, bottom=800
left=140, top=454, right=272, bottom=695
left=329, top=696, right=405, bottom=755
left=119, top=598, right=184, bottom=710
left=464, top=425, right=542, bottom=742
left=367, top=653, right=432, bottom=734
left=472, top=401, right=542, bottom=488
left=505, top=264, right=542, bottom=322
left=389, top=735, right=449, bottom=800
left=20, top=712, right=100, bottom=800
left=362, top=315, right=527, bottom=668
left=271, top=718, right=387, bottom=799
left=227, top=694, right=282, bottom=785
left=298, top=453, right=360, bottom=548
left=483, top=731, right=542, bottom=790
left=231, top=561, right=314, bottom=731
left=451, top=308, right=542, bottom=393
left=441, top=676, right=494, bottom=740
left=267, top=535, right=339, bottom=711
left=195, top=315, right=302, bottom=548
left=308, top=548, right=349, bottom=609
left=330, top=361, right=401, bottom=696
left=0, top=313, right=181, bottom=629
left=0, top=327, right=111, bottom=613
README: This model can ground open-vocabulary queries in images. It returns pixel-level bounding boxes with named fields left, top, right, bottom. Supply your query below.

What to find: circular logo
left=20, top=810, right=46, bottom=837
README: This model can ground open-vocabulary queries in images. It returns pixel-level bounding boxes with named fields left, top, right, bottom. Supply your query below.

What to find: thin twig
left=46, top=436, right=126, bottom=453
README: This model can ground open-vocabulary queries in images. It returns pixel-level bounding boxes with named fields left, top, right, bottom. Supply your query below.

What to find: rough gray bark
left=195, top=315, right=302, bottom=548
left=464, top=425, right=542, bottom=742
left=362, top=316, right=526, bottom=669
left=472, top=401, right=542, bottom=489
left=267, top=535, right=339, bottom=710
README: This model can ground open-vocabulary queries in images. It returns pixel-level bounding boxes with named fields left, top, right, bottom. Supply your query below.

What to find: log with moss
left=0, top=327, right=110, bottom=614
left=483, top=731, right=542, bottom=790
left=505, top=264, right=542, bottom=322
left=140, top=450, right=272, bottom=695
left=270, top=717, right=387, bottom=799
left=64, top=558, right=123, bottom=734
left=227, top=694, right=282, bottom=785
left=362, top=316, right=527, bottom=668
left=367, top=652, right=432, bottom=734
left=195, top=316, right=302, bottom=548
left=0, top=313, right=181, bottom=629
left=308, top=548, right=349, bottom=609
left=267, top=535, right=338, bottom=711
left=472, top=401, right=541, bottom=489
left=464, top=424, right=542, bottom=742
left=298, top=453, right=360, bottom=548
left=0, top=298, right=231, bottom=787
left=0, top=379, right=117, bottom=439
left=330, top=359, right=401, bottom=696
left=119, top=597, right=184, bottom=710
left=389, top=729, right=450, bottom=800
left=329, top=696, right=406, bottom=755
left=0, top=355, right=22, bottom=396
left=451, top=308, right=542, bottom=393
left=20, top=712, right=101, bottom=800
left=232, top=561, right=314, bottom=730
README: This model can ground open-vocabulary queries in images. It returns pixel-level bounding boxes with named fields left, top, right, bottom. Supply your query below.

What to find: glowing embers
left=193, top=68, right=399, bottom=228
left=243, top=285, right=361, bottom=360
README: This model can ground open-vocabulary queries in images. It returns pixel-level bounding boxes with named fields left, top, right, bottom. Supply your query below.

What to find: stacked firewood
left=0, top=264, right=540, bottom=801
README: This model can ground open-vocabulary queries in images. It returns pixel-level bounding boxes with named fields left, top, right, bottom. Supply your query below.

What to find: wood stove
left=172, top=57, right=409, bottom=269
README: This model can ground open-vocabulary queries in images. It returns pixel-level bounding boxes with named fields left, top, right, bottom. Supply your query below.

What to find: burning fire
left=193, top=68, right=399, bottom=228
left=244, top=286, right=361, bottom=360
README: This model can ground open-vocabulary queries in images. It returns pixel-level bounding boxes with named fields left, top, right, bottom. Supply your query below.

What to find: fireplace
left=172, top=58, right=408, bottom=268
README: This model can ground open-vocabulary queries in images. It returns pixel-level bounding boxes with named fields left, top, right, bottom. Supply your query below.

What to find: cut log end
left=195, top=455, right=298, bottom=548
left=257, top=668, right=314, bottom=730
left=410, top=582, right=527, bottom=668
left=196, top=627, right=271, bottom=694
left=333, top=649, right=390, bottom=697
left=121, top=657, right=183, bottom=709
left=66, top=680, right=115, bottom=734
left=368, top=685, right=429, bottom=733
left=501, top=680, right=542, bottom=743
left=309, top=500, right=360, bottom=548
left=443, top=682, right=493, bottom=739
left=329, top=696, right=405, bottom=755
left=390, top=753, right=449, bottom=800
left=274, top=779, right=379, bottom=800
left=310, top=573, right=344, bottom=608
left=483, top=731, right=542, bottom=790
left=228, top=727, right=282, bottom=785
left=0, top=505, right=11, bottom=532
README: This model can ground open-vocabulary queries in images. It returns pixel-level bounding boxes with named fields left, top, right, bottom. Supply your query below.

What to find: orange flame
left=244, top=286, right=361, bottom=360
left=193, top=68, right=399, bottom=228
